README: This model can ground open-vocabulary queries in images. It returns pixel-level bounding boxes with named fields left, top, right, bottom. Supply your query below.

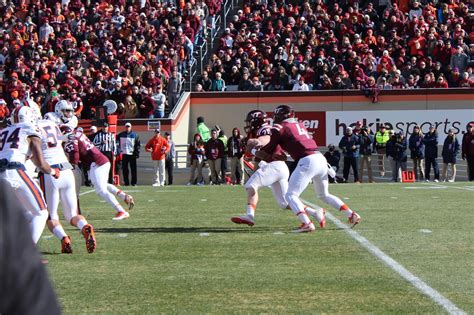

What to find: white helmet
left=62, top=115, right=78, bottom=129
left=44, top=112, right=61, bottom=125
left=55, top=100, right=75, bottom=123
left=10, top=106, right=36, bottom=124
left=24, top=98, right=42, bottom=122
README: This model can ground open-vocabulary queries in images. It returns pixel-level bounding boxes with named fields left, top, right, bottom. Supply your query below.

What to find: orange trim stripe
left=18, top=169, right=47, bottom=210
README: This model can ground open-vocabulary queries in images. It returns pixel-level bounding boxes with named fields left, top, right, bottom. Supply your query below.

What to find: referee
left=93, top=123, right=116, bottom=183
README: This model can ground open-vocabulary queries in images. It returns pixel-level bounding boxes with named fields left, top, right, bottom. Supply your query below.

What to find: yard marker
left=302, top=199, right=466, bottom=315
left=419, top=229, right=432, bottom=234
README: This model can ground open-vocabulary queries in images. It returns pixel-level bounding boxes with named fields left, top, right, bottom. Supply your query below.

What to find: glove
left=51, top=168, right=60, bottom=179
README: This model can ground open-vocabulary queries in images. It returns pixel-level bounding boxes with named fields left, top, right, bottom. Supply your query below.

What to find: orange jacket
left=145, top=135, right=169, bottom=160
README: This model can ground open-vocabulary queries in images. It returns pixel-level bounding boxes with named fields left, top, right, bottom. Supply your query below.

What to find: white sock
left=339, top=204, right=354, bottom=218
left=76, top=219, right=88, bottom=231
left=30, top=210, right=48, bottom=244
left=297, top=211, right=312, bottom=225
left=108, top=184, right=126, bottom=200
left=115, top=204, right=126, bottom=213
left=246, top=203, right=255, bottom=218
left=52, top=225, right=68, bottom=240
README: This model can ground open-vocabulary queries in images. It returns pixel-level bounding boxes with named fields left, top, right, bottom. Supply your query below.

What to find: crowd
left=195, top=0, right=473, bottom=96
left=326, top=121, right=474, bottom=183
left=0, top=0, right=224, bottom=121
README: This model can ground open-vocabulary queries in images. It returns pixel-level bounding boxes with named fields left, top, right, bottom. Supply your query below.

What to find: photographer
left=324, top=144, right=341, bottom=183
left=387, top=131, right=408, bottom=182
left=359, top=127, right=375, bottom=183
left=408, top=126, right=425, bottom=181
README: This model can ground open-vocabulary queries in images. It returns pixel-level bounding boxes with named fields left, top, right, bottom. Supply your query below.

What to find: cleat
left=124, top=194, right=135, bottom=210
left=308, top=208, right=326, bottom=228
left=113, top=211, right=130, bottom=221
left=81, top=224, right=96, bottom=253
left=293, top=222, right=316, bottom=233
left=349, top=212, right=361, bottom=228
left=231, top=215, right=255, bottom=226
left=61, top=236, right=73, bottom=254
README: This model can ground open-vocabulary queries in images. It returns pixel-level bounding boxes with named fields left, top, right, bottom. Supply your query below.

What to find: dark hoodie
left=188, top=133, right=205, bottom=161
left=227, top=127, right=245, bottom=158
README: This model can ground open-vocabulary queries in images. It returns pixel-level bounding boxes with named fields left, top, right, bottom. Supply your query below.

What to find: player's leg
left=107, top=184, right=135, bottom=210
left=90, top=162, right=129, bottom=220
left=312, top=154, right=360, bottom=227
left=12, top=169, right=49, bottom=244
left=284, top=157, right=315, bottom=232
left=159, top=159, right=165, bottom=186
left=268, top=161, right=290, bottom=209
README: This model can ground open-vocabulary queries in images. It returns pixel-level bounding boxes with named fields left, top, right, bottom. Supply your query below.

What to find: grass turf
left=39, top=182, right=474, bottom=314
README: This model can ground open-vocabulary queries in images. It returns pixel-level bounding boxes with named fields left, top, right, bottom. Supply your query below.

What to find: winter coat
left=339, top=134, right=360, bottom=158
left=393, top=138, right=408, bottom=162
left=409, top=133, right=424, bottom=159
left=442, top=136, right=460, bottom=164
left=422, top=131, right=438, bottom=159
left=227, top=128, right=245, bottom=158
left=359, top=134, right=374, bottom=155
left=205, top=138, right=225, bottom=160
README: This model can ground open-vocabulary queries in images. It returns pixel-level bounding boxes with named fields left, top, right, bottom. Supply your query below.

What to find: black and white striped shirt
left=93, top=130, right=116, bottom=153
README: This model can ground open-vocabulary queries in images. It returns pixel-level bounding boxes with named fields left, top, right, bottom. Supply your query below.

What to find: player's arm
left=28, top=136, right=54, bottom=175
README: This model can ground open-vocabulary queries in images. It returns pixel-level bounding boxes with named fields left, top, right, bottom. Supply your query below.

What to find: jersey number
left=0, top=128, right=20, bottom=151
left=296, top=124, right=311, bottom=139
left=42, top=125, right=60, bottom=148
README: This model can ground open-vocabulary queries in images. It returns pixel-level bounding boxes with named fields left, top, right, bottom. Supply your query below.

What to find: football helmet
left=273, top=105, right=295, bottom=123
left=10, top=105, right=36, bottom=124
left=55, top=100, right=75, bottom=123
left=245, top=110, right=267, bottom=132
left=44, top=112, right=61, bottom=125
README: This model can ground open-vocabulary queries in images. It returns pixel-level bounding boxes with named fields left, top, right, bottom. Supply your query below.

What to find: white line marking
left=302, top=199, right=466, bottom=315
left=419, top=229, right=433, bottom=234
left=118, top=233, right=128, bottom=238
left=426, top=183, right=474, bottom=191
left=199, top=233, right=210, bottom=237
left=273, top=231, right=285, bottom=235
left=201, top=199, right=207, bottom=202
left=404, top=186, right=446, bottom=190
left=42, top=235, right=54, bottom=239
left=79, top=189, right=95, bottom=196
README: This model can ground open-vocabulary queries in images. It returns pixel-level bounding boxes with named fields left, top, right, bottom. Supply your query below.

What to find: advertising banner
left=326, top=109, right=474, bottom=145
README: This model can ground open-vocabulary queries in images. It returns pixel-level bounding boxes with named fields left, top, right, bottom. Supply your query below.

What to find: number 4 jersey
left=0, top=123, right=41, bottom=164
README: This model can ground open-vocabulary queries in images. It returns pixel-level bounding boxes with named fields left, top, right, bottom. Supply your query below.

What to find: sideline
left=424, top=183, right=474, bottom=191
left=302, top=199, right=466, bottom=315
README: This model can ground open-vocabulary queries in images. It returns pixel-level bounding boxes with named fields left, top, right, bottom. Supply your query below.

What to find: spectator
left=205, top=129, right=225, bottom=185
left=93, top=123, right=116, bottom=184
left=450, top=47, right=469, bottom=74
left=441, top=129, right=460, bottom=182
left=423, top=125, right=440, bottom=182
left=211, top=72, right=226, bottom=91
left=187, top=133, right=206, bottom=186
left=145, top=128, right=169, bottom=187
left=339, top=127, right=360, bottom=183
left=393, top=132, right=408, bottom=182
left=292, top=76, right=309, bottom=91
left=196, top=116, right=211, bottom=142
left=227, top=127, right=245, bottom=185
left=117, top=123, right=140, bottom=186
left=408, top=126, right=425, bottom=181
left=238, top=72, right=252, bottom=91
left=249, top=76, right=263, bottom=91
left=167, top=69, right=182, bottom=111
left=462, top=123, right=474, bottom=181
left=164, top=132, right=175, bottom=185
left=324, top=144, right=341, bottom=183
left=359, top=127, right=375, bottom=183
left=151, top=87, right=166, bottom=119
left=0, top=99, right=10, bottom=121
left=374, top=125, right=390, bottom=177
left=197, top=71, right=213, bottom=91
left=216, top=127, right=228, bottom=183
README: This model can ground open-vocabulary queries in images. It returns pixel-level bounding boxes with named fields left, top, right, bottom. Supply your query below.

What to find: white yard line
left=79, top=189, right=95, bottom=196
left=425, top=183, right=474, bottom=191
left=302, top=199, right=466, bottom=315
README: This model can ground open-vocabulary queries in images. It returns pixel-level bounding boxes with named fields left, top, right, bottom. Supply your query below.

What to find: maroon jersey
left=263, top=118, right=318, bottom=161
left=64, top=131, right=109, bottom=168
left=255, top=123, right=285, bottom=162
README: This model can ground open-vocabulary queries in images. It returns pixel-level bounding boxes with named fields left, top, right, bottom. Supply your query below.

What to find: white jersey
left=37, top=119, right=69, bottom=165
left=0, top=122, right=41, bottom=164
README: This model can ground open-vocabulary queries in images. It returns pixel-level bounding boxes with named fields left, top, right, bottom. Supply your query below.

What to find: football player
left=230, top=110, right=325, bottom=228
left=61, top=109, right=133, bottom=220
left=0, top=106, right=56, bottom=244
left=38, top=106, right=96, bottom=254
left=262, top=105, right=361, bottom=232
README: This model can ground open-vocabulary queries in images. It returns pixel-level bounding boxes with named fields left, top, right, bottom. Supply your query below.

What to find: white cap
left=13, top=99, right=21, bottom=105
left=0, top=99, right=6, bottom=105
left=125, top=122, right=132, bottom=127
left=90, top=126, right=97, bottom=131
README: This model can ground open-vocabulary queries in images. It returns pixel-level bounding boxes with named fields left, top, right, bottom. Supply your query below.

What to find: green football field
left=39, top=182, right=474, bottom=314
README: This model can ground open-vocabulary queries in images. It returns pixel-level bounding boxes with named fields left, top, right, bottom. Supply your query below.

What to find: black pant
left=343, top=156, right=359, bottom=182
left=165, top=157, right=173, bottom=185
left=101, top=151, right=114, bottom=184
left=122, top=154, right=137, bottom=186
left=467, top=156, right=474, bottom=181
left=424, top=157, right=439, bottom=180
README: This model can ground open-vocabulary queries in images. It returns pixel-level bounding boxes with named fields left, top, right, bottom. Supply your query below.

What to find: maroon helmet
left=273, top=105, right=295, bottom=123
left=245, top=110, right=267, bottom=132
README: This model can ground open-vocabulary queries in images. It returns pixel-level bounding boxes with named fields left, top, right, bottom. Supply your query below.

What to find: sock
left=296, top=211, right=312, bottom=225
left=339, top=204, right=354, bottom=218
left=246, top=203, right=256, bottom=218
left=76, top=219, right=88, bottom=231
left=107, top=184, right=126, bottom=201
left=52, top=225, right=68, bottom=240
left=116, top=189, right=127, bottom=200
